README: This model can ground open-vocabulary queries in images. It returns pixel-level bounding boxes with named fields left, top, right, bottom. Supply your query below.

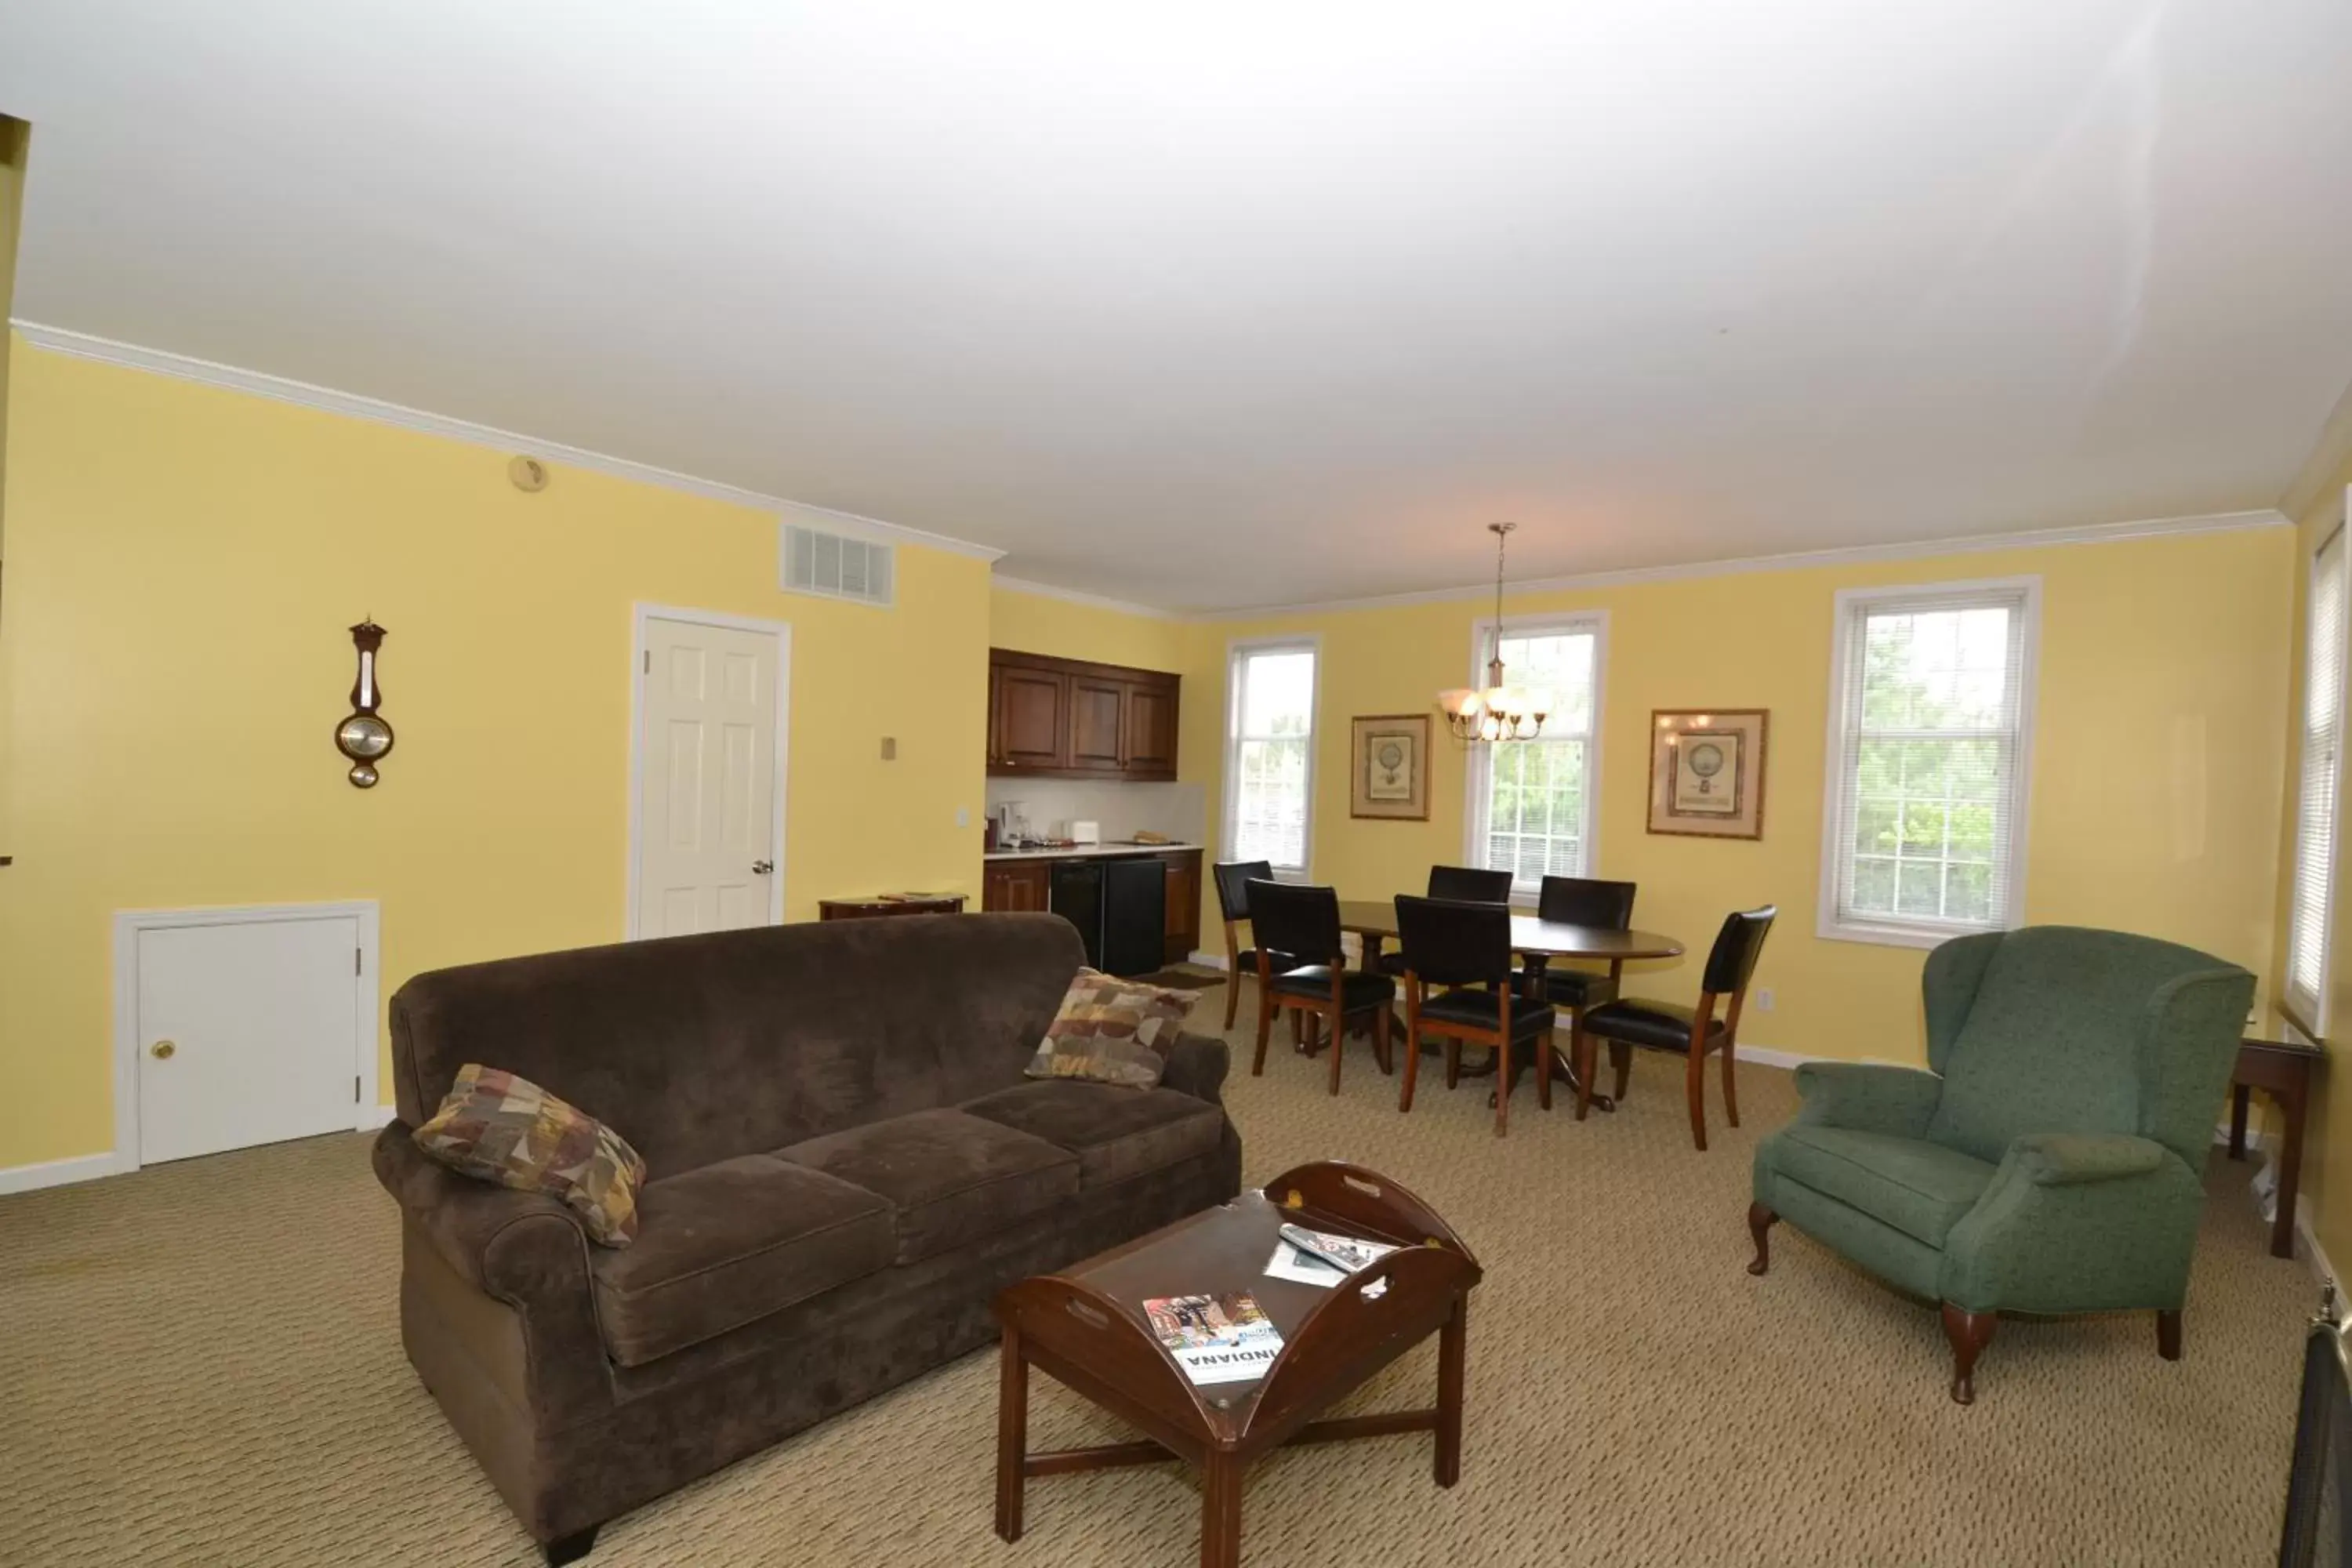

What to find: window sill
left=1816, top=916, right=2002, bottom=951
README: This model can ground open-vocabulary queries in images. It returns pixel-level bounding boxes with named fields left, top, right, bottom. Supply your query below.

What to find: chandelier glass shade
left=1439, top=522, right=1552, bottom=742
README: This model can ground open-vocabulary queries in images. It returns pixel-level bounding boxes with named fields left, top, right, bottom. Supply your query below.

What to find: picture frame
left=1647, top=709, right=1768, bottom=840
left=1350, top=714, right=1431, bottom=820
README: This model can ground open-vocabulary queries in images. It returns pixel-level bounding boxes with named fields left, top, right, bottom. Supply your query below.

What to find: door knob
left=151, top=1040, right=176, bottom=1060
left=752, top=860, right=775, bottom=875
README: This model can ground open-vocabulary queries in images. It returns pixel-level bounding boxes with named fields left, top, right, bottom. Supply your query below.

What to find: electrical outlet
left=1756, top=987, right=1776, bottom=1012
left=880, top=736, right=898, bottom=760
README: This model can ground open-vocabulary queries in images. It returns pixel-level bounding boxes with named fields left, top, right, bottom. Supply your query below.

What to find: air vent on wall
left=781, top=522, right=895, bottom=608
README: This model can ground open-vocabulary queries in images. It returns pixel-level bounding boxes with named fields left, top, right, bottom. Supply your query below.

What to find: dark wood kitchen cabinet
left=1160, top=850, right=1201, bottom=964
left=981, top=860, right=1051, bottom=913
left=986, top=649, right=1180, bottom=782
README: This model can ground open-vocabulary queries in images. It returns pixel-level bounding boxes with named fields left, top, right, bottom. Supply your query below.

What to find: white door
left=135, top=916, right=365, bottom=1164
left=634, top=614, right=783, bottom=938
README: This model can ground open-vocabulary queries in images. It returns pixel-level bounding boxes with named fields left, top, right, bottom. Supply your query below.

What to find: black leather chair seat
left=1581, top=998, right=1724, bottom=1052
left=1269, top=965, right=1396, bottom=1010
left=1418, top=988, right=1557, bottom=1042
left=1530, top=968, right=1618, bottom=1010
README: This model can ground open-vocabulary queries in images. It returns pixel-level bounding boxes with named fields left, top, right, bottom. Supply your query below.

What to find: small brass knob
left=151, top=1040, right=176, bottom=1060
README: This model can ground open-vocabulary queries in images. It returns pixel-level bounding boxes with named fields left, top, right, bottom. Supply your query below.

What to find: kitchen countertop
left=982, top=841, right=1203, bottom=862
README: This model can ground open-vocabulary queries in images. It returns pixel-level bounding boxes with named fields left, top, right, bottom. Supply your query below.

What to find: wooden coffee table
left=993, top=1161, right=1482, bottom=1568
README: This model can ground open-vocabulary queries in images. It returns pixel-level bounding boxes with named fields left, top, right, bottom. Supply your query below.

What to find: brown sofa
left=372, top=913, right=1241, bottom=1564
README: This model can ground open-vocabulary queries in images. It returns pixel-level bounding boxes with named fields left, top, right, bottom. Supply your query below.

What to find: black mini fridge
left=1048, top=856, right=1166, bottom=976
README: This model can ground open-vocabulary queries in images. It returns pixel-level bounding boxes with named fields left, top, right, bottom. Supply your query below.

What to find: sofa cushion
left=1024, top=967, right=1201, bottom=1088
left=589, top=1154, right=894, bottom=1366
left=414, top=1063, right=648, bottom=1247
left=1767, top=1126, right=1997, bottom=1248
left=960, top=1080, right=1225, bottom=1189
left=777, top=1109, right=1078, bottom=1265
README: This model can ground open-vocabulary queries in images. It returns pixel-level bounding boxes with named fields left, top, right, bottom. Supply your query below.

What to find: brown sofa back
left=390, top=913, right=1083, bottom=1174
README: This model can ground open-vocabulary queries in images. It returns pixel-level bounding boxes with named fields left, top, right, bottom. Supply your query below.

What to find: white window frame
left=2285, top=523, right=2350, bottom=1033
left=1461, top=612, right=1609, bottom=906
left=1817, top=576, right=2042, bottom=949
left=1221, top=635, right=1322, bottom=879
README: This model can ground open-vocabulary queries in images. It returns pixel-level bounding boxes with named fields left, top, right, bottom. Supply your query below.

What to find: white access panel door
left=634, top=615, right=782, bottom=938
left=134, top=916, right=365, bottom=1164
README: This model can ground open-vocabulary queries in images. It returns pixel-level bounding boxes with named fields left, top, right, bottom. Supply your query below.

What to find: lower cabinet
left=981, top=862, right=1051, bottom=913
left=1160, top=851, right=1200, bottom=964
left=980, top=851, right=1202, bottom=965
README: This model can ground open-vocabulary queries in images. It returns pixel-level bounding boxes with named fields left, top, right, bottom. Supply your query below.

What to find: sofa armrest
left=372, top=1124, right=590, bottom=1304
left=1792, top=1062, right=1941, bottom=1137
left=1162, top=1031, right=1232, bottom=1105
left=2004, top=1132, right=2169, bottom=1187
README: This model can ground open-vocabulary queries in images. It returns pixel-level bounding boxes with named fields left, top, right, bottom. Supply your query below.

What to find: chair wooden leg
left=1535, top=1027, right=1554, bottom=1111
left=1326, top=1009, right=1345, bottom=1096
left=1610, top=1040, right=1632, bottom=1101
left=1721, top=1038, right=1740, bottom=1127
left=1445, top=1039, right=1461, bottom=1090
left=1223, top=974, right=1241, bottom=1031
left=1572, top=1018, right=1595, bottom=1121
left=1494, top=1037, right=1512, bottom=1137
left=1373, top=1004, right=1392, bottom=1076
left=1252, top=989, right=1274, bottom=1076
left=2157, top=1309, right=2182, bottom=1361
left=1940, top=1303, right=1997, bottom=1405
left=1746, top=1202, right=1777, bottom=1276
left=1684, top=1048, right=1708, bottom=1152
left=1290, top=1009, right=1304, bottom=1049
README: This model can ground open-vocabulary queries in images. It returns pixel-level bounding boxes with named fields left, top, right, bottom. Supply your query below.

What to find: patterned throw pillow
left=1024, top=968, right=1201, bottom=1089
left=412, top=1064, right=648, bottom=1247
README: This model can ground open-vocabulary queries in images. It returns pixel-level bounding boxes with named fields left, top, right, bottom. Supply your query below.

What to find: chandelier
left=1438, top=522, right=1552, bottom=742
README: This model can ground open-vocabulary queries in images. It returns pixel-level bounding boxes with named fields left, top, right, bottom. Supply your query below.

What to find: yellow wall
left=989, top=583, right=1189, bottom=671
left=2274, top=452, right=2352, bottom=1267
left=1185, top=527, right=2294, bottom=1062
left=0, top=339, right=989, bottom=1167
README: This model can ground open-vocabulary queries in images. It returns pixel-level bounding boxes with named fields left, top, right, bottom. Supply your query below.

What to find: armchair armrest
left=2004, top=1132, right=2169, bottom=1187
left=1792, top=1062, right=1941, bottom=1137
left=372, top=1124, right=590, bottom=1304
left=1162, top=1031, right=1232, bottom=1105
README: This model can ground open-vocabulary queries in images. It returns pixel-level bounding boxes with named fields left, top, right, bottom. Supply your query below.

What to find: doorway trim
left=625, top=603, right=794, bottom=940
left=110, top=898, right=383, bottom=1176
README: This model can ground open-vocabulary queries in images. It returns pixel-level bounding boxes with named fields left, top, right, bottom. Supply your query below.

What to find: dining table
left=1333, top=898, right=1686, bottom=1112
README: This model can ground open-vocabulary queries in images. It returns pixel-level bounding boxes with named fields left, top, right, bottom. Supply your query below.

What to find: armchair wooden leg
left=1684, top=1048, right=1709, bottom=1152
left=1940, top=1303, right=1997, bottom=1405
left=2157, top=1309, right=2182, bottom=1361
left=1745, top=1203, right=1777, bottom=1276
left=1609, top=1040, right=1632, bottom=1102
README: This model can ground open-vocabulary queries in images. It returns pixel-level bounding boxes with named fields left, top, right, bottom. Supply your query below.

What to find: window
left=2287, top=528, right=2349, bottom=1029
left=1820, top=579, right=2039, bottom=947
left=1224, top=640, right=1318, bottom=874
left=1465, top=617, right=1605, bottom=897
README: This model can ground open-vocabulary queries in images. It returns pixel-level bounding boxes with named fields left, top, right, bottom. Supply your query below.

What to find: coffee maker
left=993, top=801, right=1030, bottom=848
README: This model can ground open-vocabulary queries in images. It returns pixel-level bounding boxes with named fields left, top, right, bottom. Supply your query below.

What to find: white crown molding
left=990, top=573, right=1181, bottom=621
left=1194, top=508, right=2291, bottom=621
left=2282, top=372, right=2352, bottom=527
left=7, top=321, right=1007, bottom=563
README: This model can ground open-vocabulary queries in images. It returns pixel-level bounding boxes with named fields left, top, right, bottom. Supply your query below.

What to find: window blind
left=1228, top=646, right=1316, bottom=872
left=2288, top=528, right=2348, bottom=1025
left=1828, top=585, right=2032, bottom=937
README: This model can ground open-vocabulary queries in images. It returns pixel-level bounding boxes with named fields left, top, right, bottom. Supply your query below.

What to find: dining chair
left=1381, top=865, right=1515, bottom=977
left=1247, top=879, right=1395, bottom=1094
left=1210, top=859, right=1290, bottom=1031
left=1570, top=906, right=1776, bottom=1150
left=1393, top=895, right=1559, bottom=1136
left=1528, top=877, right=1639, bottom=1018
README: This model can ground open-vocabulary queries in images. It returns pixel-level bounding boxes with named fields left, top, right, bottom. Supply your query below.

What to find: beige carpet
left=0, top=993, right=2314, bottom=1567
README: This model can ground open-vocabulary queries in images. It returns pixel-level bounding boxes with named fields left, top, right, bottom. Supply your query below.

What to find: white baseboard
left=1189, top=950, right=1227, bottom=970
left=1732, top=1044, right=1815, bottom=1070
left=2300, top=1199, right=2335, bottom=1287
left=364, top=1103, right=400, bottom=1131
left=0, top=1150, right=134, bottom=1196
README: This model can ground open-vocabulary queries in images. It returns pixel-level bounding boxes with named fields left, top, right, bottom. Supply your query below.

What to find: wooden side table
left=2231, top=1010, right=2325, bottom=1261
left=815, top=895, right=967, bottom=920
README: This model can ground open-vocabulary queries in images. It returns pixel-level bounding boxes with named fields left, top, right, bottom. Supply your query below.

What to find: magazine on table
left=1267, top=1223, right=1398, bottom=1286
left=1141, top=1292, right=1285, bottom=1385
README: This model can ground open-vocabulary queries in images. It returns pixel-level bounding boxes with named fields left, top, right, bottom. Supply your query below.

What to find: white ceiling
left=4, top=1, right=2350, bottom=612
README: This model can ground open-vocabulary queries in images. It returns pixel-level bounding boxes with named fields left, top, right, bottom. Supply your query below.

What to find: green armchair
left=1747, top=925, right=2254, bottom=1403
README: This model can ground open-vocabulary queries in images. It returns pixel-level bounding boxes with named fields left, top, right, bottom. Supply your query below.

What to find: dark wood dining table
left=1334, top=899, right=1686, bottom=1112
